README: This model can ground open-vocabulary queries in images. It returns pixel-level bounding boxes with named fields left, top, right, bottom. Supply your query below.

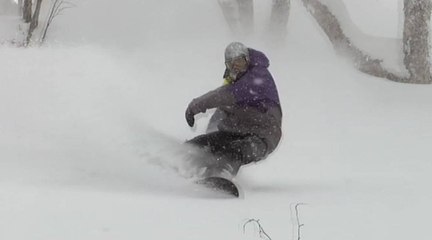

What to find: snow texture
left=1, top=0, right=432, bottom=240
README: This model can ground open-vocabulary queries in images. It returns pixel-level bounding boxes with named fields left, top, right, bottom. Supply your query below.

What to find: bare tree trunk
left=23, top=0, right=32, bottom=23
left=26, top=0, right=43, bottom=44
left=18, top=0, right=24, bottom=16
left=268, top=0, right=290, bottom=41
left=403, top=0, right=432, bottom=84
left=236, top=0, right=254, bottom=35
left=301, top=0, right=409, bottom=83
left=218, top=0, right=240, bottom=34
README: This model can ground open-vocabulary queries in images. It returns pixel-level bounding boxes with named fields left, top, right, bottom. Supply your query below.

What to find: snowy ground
left=1, top=0, right=432, bottom=239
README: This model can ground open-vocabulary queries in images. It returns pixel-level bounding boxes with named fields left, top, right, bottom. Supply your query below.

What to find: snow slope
left=1, top=0, right=432, bottom=239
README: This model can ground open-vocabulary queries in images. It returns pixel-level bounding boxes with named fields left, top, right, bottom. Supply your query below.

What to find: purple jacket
left=192, top=48, right=282, bottom=152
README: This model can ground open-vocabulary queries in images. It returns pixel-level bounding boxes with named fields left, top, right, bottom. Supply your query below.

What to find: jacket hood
left=248, top=48, right=269, bottom=68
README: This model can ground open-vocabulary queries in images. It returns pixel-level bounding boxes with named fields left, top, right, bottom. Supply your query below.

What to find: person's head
left=224, top=42, right=250, bottom=81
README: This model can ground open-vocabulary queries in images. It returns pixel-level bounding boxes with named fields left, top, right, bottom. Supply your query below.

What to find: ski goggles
left=225, top=56, right=249, bottom=71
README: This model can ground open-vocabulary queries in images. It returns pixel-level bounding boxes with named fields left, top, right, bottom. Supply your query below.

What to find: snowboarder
left=185, top=42, right=282, bottom=180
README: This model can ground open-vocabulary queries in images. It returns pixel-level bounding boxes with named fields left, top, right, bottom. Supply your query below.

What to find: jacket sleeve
left=189, top=85, right=236, bottom=113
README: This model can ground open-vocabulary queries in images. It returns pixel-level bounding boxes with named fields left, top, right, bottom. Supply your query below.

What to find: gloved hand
left=185, top=99, right=204, bottom=127
left=185, top=108, right=195, bottom=127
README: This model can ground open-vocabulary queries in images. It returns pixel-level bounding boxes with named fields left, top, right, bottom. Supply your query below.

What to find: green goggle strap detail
left=223, top=78, right=233, bottom=85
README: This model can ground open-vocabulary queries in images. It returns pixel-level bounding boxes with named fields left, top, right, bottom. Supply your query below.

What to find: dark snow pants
left=186, top=131, right=268, bottom=178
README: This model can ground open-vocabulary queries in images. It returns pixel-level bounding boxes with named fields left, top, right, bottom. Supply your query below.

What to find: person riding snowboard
left=185, top=42, right=282, bottom=179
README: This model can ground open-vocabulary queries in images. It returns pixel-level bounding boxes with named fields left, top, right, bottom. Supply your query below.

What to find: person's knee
left=234, top=136, right=268, bottom=164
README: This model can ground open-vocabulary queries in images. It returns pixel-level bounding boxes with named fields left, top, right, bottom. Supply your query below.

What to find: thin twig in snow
left=243, top=219, right=272, bottom=240
left=290, top=203, right=306, bottom=240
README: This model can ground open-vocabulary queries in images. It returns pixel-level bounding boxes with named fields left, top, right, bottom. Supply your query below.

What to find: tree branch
left=243, top=219, right=272, bottom=240
left=301, top=0, right=411, bottom=83
left=41, top=0, right=75, bottom=43
left=294, top=203, right=305, bottom=240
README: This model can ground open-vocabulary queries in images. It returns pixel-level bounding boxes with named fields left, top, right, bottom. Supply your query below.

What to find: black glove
left=185, top=108, right=195, bottom=127
left=185, top=99, right=203, bottom=127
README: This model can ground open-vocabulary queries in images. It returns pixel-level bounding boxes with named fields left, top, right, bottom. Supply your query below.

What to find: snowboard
left=195, top=176, right=240, bottom=197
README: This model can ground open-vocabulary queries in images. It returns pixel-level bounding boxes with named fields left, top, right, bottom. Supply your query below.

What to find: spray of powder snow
left=0, top=46, right=212, bottom=196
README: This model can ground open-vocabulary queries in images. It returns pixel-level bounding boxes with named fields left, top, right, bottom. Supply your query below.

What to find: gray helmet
left=224, top=42, right=249, bottom=62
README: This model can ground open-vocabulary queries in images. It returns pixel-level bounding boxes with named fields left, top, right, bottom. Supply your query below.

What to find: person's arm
left=185, top=85, right=236, bottom=127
